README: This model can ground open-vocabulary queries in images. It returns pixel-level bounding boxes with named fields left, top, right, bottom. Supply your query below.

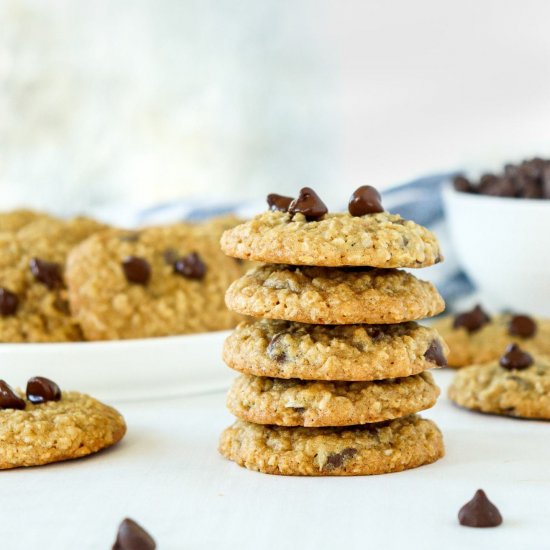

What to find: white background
left=2, top=0, right=550, bottom=212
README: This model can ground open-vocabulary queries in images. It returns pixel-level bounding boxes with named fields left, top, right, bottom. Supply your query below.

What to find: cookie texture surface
left=0, top=209, right=54, bottom=232
left=219, top=415, right=444, bottom=476
left=0, top=217, right=106, bottom=342
left=448, top=359, right=550, bottom=419
left=66, top=224, right=245, bottom=340
left=0, top=391, right=126, bottom=469
left=434, top=314, right=550, bottom=367
left=227, top=372, right=439, bottom=427
left=225, top=265, right=445, bottom=325
left=221, top=211, right=442, bottom=268
left=224, top=319, right=448, bottom=381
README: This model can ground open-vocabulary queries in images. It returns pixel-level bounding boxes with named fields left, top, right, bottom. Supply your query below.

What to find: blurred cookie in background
left=433, top=304, right=550, bottom=367
left=0, top=216, right=107, bottom=342
left=0, top=209, right=55, bottom=232
left=66, top=222, right=245, bottom=340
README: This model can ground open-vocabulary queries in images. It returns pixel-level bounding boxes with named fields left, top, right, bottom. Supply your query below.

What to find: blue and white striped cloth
left=119, top=172, right=474, bottom=308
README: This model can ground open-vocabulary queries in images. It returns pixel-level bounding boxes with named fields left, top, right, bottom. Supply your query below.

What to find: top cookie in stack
left=219, top=186, right=447, bottom=476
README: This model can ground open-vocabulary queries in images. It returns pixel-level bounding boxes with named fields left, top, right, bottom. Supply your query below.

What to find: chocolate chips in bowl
left=453, top=157, right=550, bottom=199
left=442, top=156, right=550, bottom=318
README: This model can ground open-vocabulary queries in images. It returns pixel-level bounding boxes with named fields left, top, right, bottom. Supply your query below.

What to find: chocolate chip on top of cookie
left=174, top=252, right=207, bottom=280
left=267, top=193, right=294, bottom=212
left=453, top=304, right=491, bottom=333
left=113, top=518, right=156, bottom=550
left=0, top=380, right=26, bottom=410
left=499, top=343, right=533, bottom=370
left=288, top=187, right=328, bottom=221
left=423, top=339, right=447, bottom=367
left=0, top=287, right=19, bottom=317
left=29, top=257, right=63, bottom=290
left=26, top=376, right=62, bottom=404
left=348, top=185, right=384, bottom=216
left=508, top=314, right=537, bottom=338
left=122, top=256, right=151, bottom=285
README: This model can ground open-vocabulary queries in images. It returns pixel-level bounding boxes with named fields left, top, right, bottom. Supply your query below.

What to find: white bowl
left=442, top=184, right=550, bottom=316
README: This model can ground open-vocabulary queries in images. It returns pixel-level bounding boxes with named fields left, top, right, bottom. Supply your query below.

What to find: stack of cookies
left=218, top=186, right=449, bottom=476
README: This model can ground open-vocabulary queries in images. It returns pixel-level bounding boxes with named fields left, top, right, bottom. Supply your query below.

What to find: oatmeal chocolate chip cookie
left=433, top=312, right=550, bottom=367
left=0, top=209, right=56, bottom=232
left=0, top=217, right=107, bottom=342
left=0, top=390, right=126, bottom=469
left=223, top=319, right=448, bottom=381
left=225, top=265, right=445, bottom=325
left=227, top=372, right=440, bottom=427
left=220, top=210, right=442, bottom=268
left=66, top=224, right=244, bottom=340
left=448, top=351, right=550, bottom=419
left=219, top=415, right=444, bottom=476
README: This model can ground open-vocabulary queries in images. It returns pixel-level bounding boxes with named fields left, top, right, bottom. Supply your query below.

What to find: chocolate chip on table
left=0, top=287, right=19, bottom=317
left=508, top=314, right=537, bottom=338
left=0, top=380, right=26, bottom=410
left=26, top=377, right=61, bottom=404
left=113, top=518, right=156, bottom=550
left=122, top=256, right=151, bottom=285
left=499, top=343, right=533, bottom=370
left=424, top=340, right=447, bottom=366
left=174, top=252, right=207, bottom=280
left=458, top=489, right=503, bottom=528
left=288, top=187, right=328, bottom=221
left=348, top=185, right=384, bottom=216
left=267, top=193, right=294, bottom=212
left=453, top=304, right=491, bottom=333
left=29, top=258, right=63, bottom=290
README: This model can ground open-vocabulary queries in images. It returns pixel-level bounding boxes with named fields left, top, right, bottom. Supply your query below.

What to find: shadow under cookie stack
left=219, top=186, right=449, bottom=476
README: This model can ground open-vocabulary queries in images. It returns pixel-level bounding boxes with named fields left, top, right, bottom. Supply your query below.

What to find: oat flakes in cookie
left=448, top=344, right=550, bottom=419
left=433, top=307, right=550, bottom=367
left=227, top=372, right=440, bottom=427
left=219, top=415, right=444, bottom=476
left=0, top=216, right=107, bottom=342
left=0, top=376, right=126, bottom=469
left=221, top=185, right=442, bottom=268
left=66, top=223, right=245, bottom=340
left=223, top=319, right=448, bottom=381
left=225, top=264, right=444, bottom=325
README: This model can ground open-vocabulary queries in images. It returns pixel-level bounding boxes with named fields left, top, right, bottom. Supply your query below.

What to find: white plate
left=0, top=331, right=234, bottom=402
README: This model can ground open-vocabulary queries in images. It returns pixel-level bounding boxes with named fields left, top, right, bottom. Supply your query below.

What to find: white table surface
left=2, top=368, right=548, bottom=550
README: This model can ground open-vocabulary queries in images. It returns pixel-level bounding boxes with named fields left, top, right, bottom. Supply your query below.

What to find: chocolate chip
left=267, top=331, right=288, bottom=363
left=324, top=447, right=357, bottom=470
left=458, top=489, right=503, bottom=528
left=0, top=287, right=19, bottom=317
left=455, top=157, right=550, bottom=199
left=174, top=252, right=206, bottom=280
left=453, top=304, right=490, bottom=333
left=267, top=193, right=294, bottom=212
left=424, top=339, right=447, bottom=366
left=452, top=176, right=471, bottom=193
left=288, top=187, right=328, bottom=221
left=29, top=258, right=63, bottom=290
left=26, top=377, right=61, bottom=404
left=508, top=314, right=537, bottom=338
left=122, top=256, right=151, bottom=285
left=499, top=343, right=533, bottom=370
left=112, top=518, right=156, bottom=550
left=0, top=380, right=26, bottom=410
left=348, top=185, right=384, bottom=216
